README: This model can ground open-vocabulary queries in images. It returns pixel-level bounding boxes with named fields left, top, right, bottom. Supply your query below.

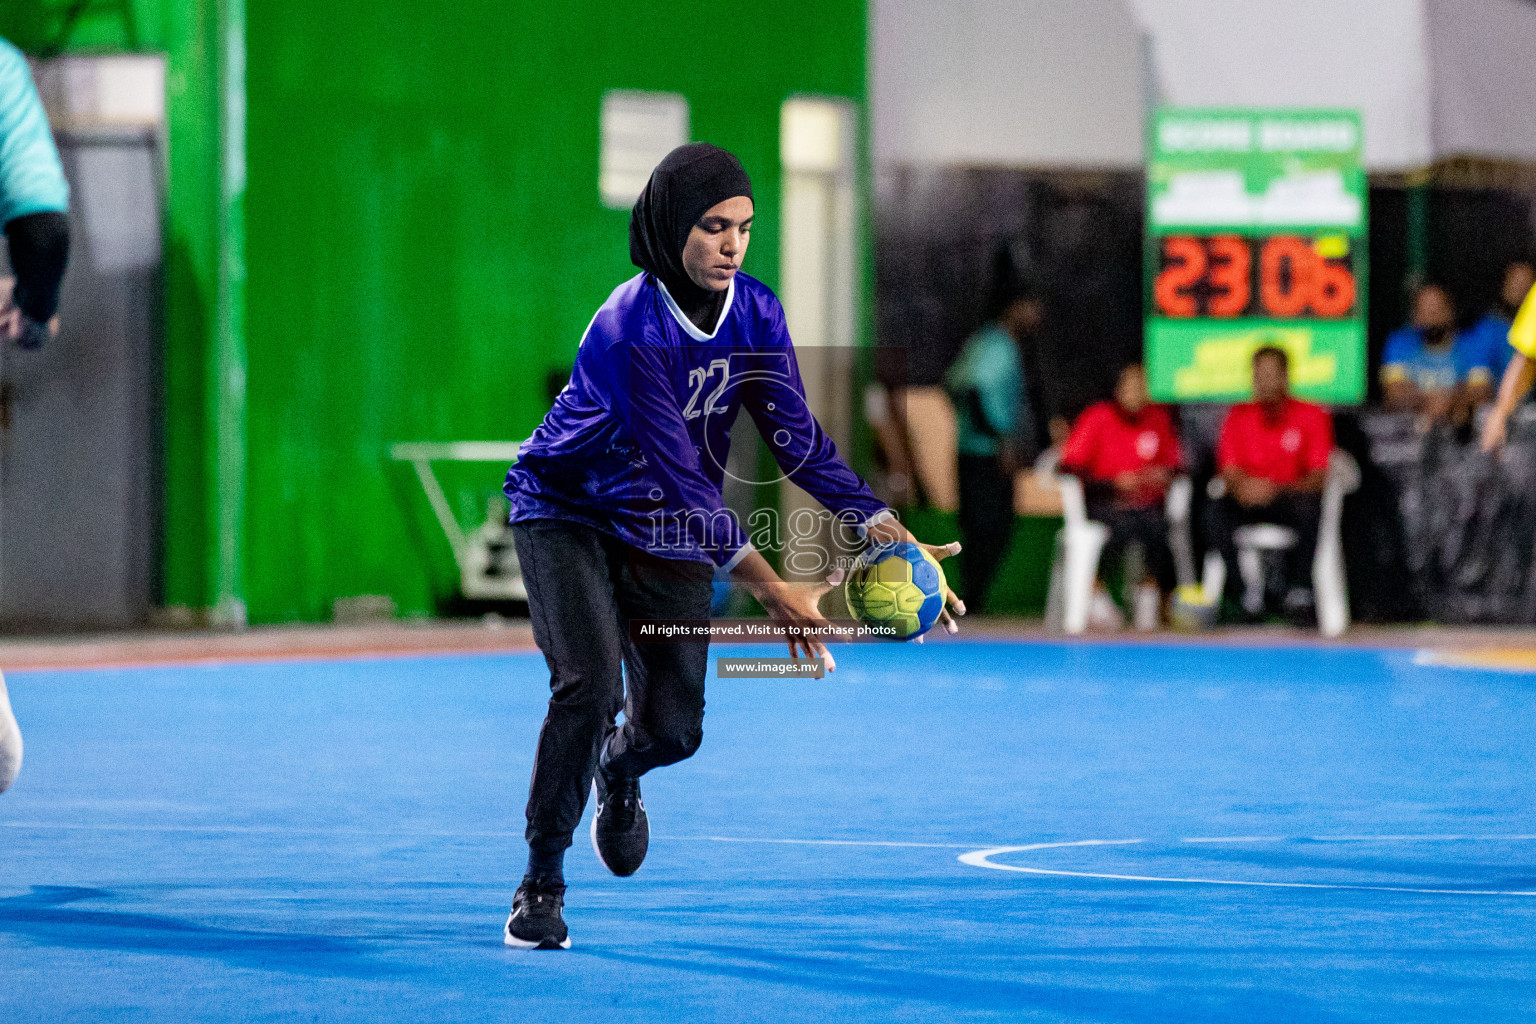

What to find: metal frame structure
left=390, top=441, right=525, bottom=601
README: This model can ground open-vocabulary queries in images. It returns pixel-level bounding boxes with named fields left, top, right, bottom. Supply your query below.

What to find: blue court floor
left=3, top=638, right=1536, bottom=1022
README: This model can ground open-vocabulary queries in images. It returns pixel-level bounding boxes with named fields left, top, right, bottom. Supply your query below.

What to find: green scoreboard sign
left=1145, top=108, right=1367, bottom=404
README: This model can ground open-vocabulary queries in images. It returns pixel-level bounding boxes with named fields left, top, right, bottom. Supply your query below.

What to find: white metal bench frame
left=390, top=441, right=526, bottom=602
left=1038, top=448, right=1195, bottom=634
left=1202, top=449, right=1361, bottom=637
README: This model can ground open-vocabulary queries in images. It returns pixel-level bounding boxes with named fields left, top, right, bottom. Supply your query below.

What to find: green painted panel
left=3, top=1, right=868, bottom=621
left=1147, top=318, right=1367, bottom=404
left=895, top=507, right=1054, bottom=616
left=2, top=0, right=153, bottom=54
left=985, top=516, right=1057, bottom=617
left=242, top=0, right=868, bottom=621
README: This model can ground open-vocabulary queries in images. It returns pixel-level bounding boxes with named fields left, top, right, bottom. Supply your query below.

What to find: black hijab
left=630, top=143, right=753, bottom=330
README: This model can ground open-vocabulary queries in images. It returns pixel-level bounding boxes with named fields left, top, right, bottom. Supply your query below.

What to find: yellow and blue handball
left=845, top=541, right=948, bottom=641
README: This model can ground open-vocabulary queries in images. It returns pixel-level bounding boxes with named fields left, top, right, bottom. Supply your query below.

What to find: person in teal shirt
left=0, top=38, right=69, bottom=351
left=0, top=36, right=69, bottom=797
left=945, top=279, right=1041, bottom=608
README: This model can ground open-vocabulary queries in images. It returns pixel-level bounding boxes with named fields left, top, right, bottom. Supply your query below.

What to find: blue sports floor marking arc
left=959, top=835, right=1536, bottom=895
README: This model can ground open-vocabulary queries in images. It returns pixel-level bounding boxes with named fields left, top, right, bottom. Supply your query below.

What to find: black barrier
left=1356, top=407, right=1536, bottom=624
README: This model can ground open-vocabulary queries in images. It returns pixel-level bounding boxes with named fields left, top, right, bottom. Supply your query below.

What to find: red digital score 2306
left=1154, top=235, right=1356, bottom=320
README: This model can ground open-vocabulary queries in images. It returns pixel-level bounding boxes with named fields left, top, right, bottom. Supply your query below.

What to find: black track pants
left=957, top=453, right=1014, bottom=610
left=1085, top=498, right=1176, bottom=592
left=511, top=519, right=714, bottom=856
left=1205, top=493, right=1323, bottom=602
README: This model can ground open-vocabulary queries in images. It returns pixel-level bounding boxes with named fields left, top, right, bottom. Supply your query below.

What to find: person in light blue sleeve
left=0, top=37, right=70, bottom=798
left=499, top=144, right=963, bottom=949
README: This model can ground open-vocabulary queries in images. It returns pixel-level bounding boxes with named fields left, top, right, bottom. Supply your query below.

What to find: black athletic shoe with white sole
left=504, top=877, right=570, bottom=949
left=591, top=768, right=649, bottom=876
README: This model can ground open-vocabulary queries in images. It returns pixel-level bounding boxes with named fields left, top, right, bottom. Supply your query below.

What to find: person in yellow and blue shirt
left=1381, top=282, right=1498, bottom=425
left=1480, top=276, right=1536, bottom=452
left=1461, top=259, right=1535, bottom=407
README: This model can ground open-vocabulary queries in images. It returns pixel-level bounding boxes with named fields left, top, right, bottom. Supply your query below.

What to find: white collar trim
left=656, top=276, right=736, bottom=341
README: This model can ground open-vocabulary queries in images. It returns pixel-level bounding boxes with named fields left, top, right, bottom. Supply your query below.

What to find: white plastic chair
left=1039, top=448, right=1195, bottom=634
left=1202, top=449, right=1361, bottom=637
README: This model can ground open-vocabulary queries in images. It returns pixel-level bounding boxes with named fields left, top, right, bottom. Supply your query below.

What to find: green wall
left=2, top=1, right=160, bottom=54
left=240, top=0, right=867, bottom=621
left=9, top=0, right=869, bottom=623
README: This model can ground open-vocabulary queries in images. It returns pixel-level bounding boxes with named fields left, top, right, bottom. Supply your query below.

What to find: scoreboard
left=1145, top=110, right=1366, bottom=404
left=1154, top=235, right=1356, bottom=320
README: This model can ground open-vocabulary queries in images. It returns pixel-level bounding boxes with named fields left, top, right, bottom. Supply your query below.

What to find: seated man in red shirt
left=1060, top=364, right=1183, bottom=628
left=1208, top=345, right=1333, bottom=618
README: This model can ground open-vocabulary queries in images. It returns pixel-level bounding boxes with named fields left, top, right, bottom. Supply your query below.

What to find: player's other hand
left=757, top=570, right=841, bottom=672
left=729, top=549, right=841, bottom=671
left=918, top=539, right=965, bottom=636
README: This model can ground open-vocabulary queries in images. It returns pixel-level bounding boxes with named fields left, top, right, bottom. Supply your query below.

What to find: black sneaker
left=591, top=768, right=649, bottom=876
left=504, top=877, right=570, bottom=949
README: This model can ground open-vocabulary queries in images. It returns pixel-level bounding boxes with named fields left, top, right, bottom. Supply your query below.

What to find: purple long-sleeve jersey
left=505, top=272, right=890, bottom=569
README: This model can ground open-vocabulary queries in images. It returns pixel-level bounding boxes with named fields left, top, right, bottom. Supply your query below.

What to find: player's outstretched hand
left=915, top=539, right=965, bottom=638
left=866, top=518, right=967, bottom=638
left=730, top=547, right=842, bottom=672
left=760, top=569, right=841, bottom=671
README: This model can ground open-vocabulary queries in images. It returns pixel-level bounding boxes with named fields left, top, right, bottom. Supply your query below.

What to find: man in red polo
left=1209, top=345, right=1333, bottom=618
left=1060, top=364, right=1183, bottom=628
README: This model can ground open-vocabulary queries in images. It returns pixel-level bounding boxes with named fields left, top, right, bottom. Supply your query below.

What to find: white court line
left=0, top=821, right=528, bottom=838
left=687, top=836, right=977, bottom=849
left=960, top=836, right=1536, bottom=896
left=1183, top=834, right=1536, bottom=844
left=9, top=818, right=1536, bottom=896
left=1303, top=834, right=1536, bottom=843
left=0, top=822, right=980, bottom=849
left=1181, top=836, right=1279, bottom=844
